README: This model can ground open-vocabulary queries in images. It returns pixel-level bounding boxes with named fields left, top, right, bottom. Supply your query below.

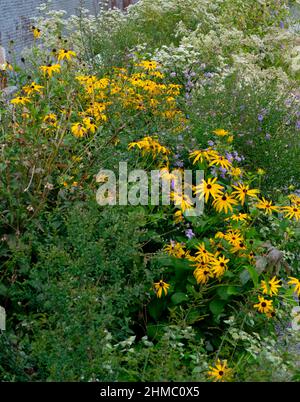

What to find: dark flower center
left=219, top=370, right=224, bottom=376
left=204, top=270, right=209, bottom=275
left=220, top=262, right=225, bottom=267
left=159, top=282, right=164, bottom=287
left=261, top=302, right=267, bottom=307
left=222, top=196, right=227, bottom=201
left=207, top=184, right=212, bottom=189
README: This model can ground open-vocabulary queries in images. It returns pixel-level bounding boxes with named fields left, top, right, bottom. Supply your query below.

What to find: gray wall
left=0, top=0, right=100, bottom=56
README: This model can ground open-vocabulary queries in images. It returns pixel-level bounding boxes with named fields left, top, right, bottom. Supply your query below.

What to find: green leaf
left=209, top=299, right=226, bottom=316
left=171, top=292, right=188, bottom=305
left=227, top=286, right=240, bottom=295
left=246, top=264, right=259, bottom=287
left=148, top=298, right=166, bottom=321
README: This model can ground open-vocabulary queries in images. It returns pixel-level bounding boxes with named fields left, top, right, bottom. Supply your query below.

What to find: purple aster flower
left=265, top=133, right=271, bottom=140
left=170, top=72, right=177, bottom=77
left=207, top=140, right=215, bottom=147
left=225, top=152, right=234, bottom=163
left=296, top=120, right=300, bottom=130
left=210, top=167, right=218, bottom=177
left=174, top=160, right=184, bottom=168
left=280, top=20, right=284, bottom=29
left=185, top=229, right=195, bottom=239
left=258, top=114, right=264, bottom=122
left=219, top=167, right=227, bottom=179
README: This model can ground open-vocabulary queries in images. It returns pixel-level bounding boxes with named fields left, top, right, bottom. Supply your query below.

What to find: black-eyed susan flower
left=57, top=49, right=77, bottom=62
left=43, top=113, right=58, bottom=127
left=40, top=63, right=61, bottom=78
left=209, top=154, right=232, bottom=170
left=174, top=210, right=184, bottom=223
left=232, top=183, right=260, bottom=205
left=228, top=166, right=243, bottom=179
left=213, top=129, right=229, bottom=137
left=194, top=267, right=213, bottom=284
left=164, top=241, right=185, bottom=258
left=32, top=26, right=41, bottom=38
left=226, top=212, right=249, bottom=222
left=256, top=197, right=279, bottom=215
left=281, top=206, right=300, bottom=221
left=224, top=229, right=243, bottom=245
left=194, top=177, right=224, bottom=202
left=83, top=117, right=97, bottom=134
left=22, top=81, right=44, bottom=95
left=195, top=242, right=214, bottom=263
left=211, top=255, right=229, bottom=278
left=288, top=277, right=300, bottom=297
left=138, top=60, right=158, bottom=71
left=230, top=241, right=247, bottom=254
left=212, top=193, right=238, bottom=214
left=171, top=192, right=193, bottom=212
left=153, top=280, right=170, bottom=298
left=261, top=276, right=281, bottom=296
left=189, top=149, right=208, bottom=164
left=207, top=359, right=232, bottom=382
left=71, top=123, right=87, bottom=138
left=11, top=96, right=31, bottom=106
left=253, top=296, right=273, bottom=314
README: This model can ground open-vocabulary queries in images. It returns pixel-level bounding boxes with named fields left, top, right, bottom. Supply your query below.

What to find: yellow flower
left=232, top=183, right=260, bottom=205
left=174, top=210, right=184, bottom=223
left=224, top=229, right=243, bottom=245
left=261, top=276, right=281, bottom=296
left=11, top=96, right=31, bottom=106
left=212, top=193, right=238, bottom=214
left=71, top=123, right=87, bottom=138
left=22, top=81, right=44, bottom=95
left=211, top=255, right=230, bottom=278
left=194, top=177, right=224, bottom=202
left=230, top=241, right=247, bottom=254
left=43, top=113, right=58, bottom=127
left=253, top=296, right=273, bottom=314
left=281, top=206, right=300, bottom=221
left=40, top=64, right=61, bottom=78
left=128, top=136, right=170, bottom=158
left=171, top=192, right=193, bottom=212
left=209, top=154, right=232, bottom=170
left=257, top=168, right=265, bottom=175
left=213, top=129, right=229, bottom=137
left=288, top=194, right=300, bottom=207
left=226, top=213, right=249, bottom=222
left=189, top=150, right=208, bottom=164
left=57, top=49, right=77, bottom=62
left=288, top=277, right=300, bottom=297
left=153, top=280, right=170, bottom=298
left=229, top=167, right=243, bottom=178
left=194, top=267, right=213, bottom=284
left=208, top=359, right=232, bottom=382
left=256, top=197, right=279, bottom=215
left=195, top=243, right=214, bottom=263
left=32, top=26, right=41, bottom=38
left=164, top=241, right=185, bottom=258
left=83, top=117, right=97, bottom=134
left=138, top=60, right=158, bottom=71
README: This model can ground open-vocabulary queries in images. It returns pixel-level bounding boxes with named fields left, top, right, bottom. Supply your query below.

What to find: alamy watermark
left=96, top=162, right=204, bottom=216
